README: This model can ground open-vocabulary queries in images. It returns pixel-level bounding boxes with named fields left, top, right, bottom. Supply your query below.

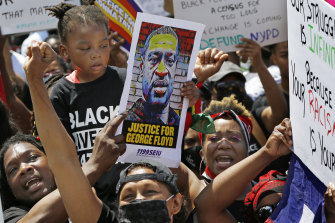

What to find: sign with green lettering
left=288, top=0, right=335, bottom=185
left=174, top=0, right=288, bottom=52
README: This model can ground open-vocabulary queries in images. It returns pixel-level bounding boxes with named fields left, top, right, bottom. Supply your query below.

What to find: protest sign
left=95, top=0, right=142, bottom=52
left=0, top=0, right=80, bottom=35
left=173, top=0, right=287, bottom=52
left=117, top=13, right=204, bottom=167
left=136, top=0, right=170, bottom=16
left=288, top=0, right=335, bottom=185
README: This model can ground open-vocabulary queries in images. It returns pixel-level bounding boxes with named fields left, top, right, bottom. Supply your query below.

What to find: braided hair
left=46, top=2, right=108, bottom=43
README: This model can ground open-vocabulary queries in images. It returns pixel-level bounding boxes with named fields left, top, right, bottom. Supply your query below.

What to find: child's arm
left=194, top=119, right=292, bottom=223
left=24, top=41, right=124, bottom=223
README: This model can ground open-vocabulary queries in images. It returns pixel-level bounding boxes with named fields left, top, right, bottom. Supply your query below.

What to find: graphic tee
left=50, top=66, right=126, bottom=164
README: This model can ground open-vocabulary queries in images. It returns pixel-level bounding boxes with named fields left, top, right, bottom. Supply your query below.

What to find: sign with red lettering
left=95, top=0, right=143, bottom=52
left=288, top=0, right=335, bottom=185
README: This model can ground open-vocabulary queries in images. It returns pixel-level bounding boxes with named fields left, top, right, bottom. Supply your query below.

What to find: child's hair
left=46, top=1, right=108, bottom=43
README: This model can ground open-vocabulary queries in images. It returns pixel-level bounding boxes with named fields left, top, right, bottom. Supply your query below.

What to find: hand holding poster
left=0, top=0, right=80, bottom=35
left=173, top=0, right=288, bottom=52
left=288, top=0, right=335, bottom=186
left=117, top=13, right=204, bottom=167
left=95, top=0, right=142, bottom=52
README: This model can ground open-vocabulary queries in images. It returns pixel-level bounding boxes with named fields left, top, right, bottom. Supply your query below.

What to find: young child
left=47, top=3, right=126, bottom=164
left=45, top=2, right=226, bottom=204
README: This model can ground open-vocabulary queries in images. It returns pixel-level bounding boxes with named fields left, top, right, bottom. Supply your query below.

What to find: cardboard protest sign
left=117, top=13, right=204, bottom=167
left=288, top=0, right=335, bottom=185
left=137, top=0, right=170, bottom=16
left=174, top=0, right=288, bottom=52
left=0, top=0, right=80, bottom=35
left=95, top=0, right=142, bottom=52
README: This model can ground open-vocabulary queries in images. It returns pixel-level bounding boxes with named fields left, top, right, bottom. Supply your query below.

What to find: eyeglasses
left=254, top=202, right=279, bottom=223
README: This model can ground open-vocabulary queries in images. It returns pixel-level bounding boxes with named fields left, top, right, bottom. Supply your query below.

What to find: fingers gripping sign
left=89, top=112, right=128, bottom=172
left=265, top=118, right=293, bottom=158
left=24, top=41, right=57, bottom=81
left=236, top=38, right=264, bottom=69
left=181, top=81, right=200, bottom=108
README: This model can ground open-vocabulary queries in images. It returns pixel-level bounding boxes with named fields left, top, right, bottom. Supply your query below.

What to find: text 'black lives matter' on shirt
left=50, top=66, right=126, bottom=164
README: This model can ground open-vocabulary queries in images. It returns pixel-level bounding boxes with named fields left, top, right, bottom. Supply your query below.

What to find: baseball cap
left=208, top=61, right=246, bottom=82
left=116, top=160, right=179, bottom=195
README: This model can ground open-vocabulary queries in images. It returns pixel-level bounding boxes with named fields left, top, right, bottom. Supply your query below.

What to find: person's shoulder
left=4, top=206, right=29, bottom=223
left=49, top=75, right=73, bottom=98
left=108, top=65, right=127, bottom=84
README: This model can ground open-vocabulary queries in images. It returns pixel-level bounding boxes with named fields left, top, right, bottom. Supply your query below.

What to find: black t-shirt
left=50, top=66, right=126, bottom=164
left=98, top=203, right=119, bottom=223
left=4, top=206, right=29, bottom=223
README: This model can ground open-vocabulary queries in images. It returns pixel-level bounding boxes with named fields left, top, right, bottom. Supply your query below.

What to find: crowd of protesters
left=1, top=1, right=335, bottom=223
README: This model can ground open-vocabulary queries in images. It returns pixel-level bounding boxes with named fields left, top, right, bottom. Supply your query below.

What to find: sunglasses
left=254, top=202, right=279, bottom=223
left=215, top=80, right=245, bottom=90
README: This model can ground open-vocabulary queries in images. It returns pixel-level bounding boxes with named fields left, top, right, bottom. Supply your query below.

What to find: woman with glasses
left=194, top=118, right=293, bottom=223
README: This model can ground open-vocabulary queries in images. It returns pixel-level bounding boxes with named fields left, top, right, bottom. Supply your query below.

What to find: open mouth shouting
left=25, top=177, right=43, bottom=193
left=214, top=155, right=234, bottom=170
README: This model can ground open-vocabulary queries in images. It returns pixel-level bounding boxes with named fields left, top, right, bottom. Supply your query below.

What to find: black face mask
left=182, top=146, right=203, bottom=173
left=118, top=197, right=172, bottom=223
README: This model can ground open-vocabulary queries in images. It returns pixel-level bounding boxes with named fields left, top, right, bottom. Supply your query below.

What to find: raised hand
left=109, top=31, right=128, bottom=68
left=24, top=41, right=57, bottom=81
left=236, top=38, right=264, bottom=70
left=264, top=118, right=293, bottom=158
left=193, top=48, right=228, bottom=82
left=181, top=81, right=199, bottom=108
left=87, top=112, right=127, bottom=173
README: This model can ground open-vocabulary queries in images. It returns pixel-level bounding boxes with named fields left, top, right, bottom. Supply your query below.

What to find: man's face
left=4, top=143, right=56, bottom=206
left=141, top=33, right=177, bottom=108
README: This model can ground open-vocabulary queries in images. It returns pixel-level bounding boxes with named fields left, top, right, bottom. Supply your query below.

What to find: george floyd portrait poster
left=117, top=13, right=204, bottom=167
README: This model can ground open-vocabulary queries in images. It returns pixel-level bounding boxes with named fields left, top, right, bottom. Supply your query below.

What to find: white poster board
left=117, top=13, right=204, bottom=167
left=174, top=0, right=288, bottom=52
left=137, top=0, right=170, bottom=16
left=0, top=0, right=80, bottom=35
left=288, top=0, right=335, bottom=185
